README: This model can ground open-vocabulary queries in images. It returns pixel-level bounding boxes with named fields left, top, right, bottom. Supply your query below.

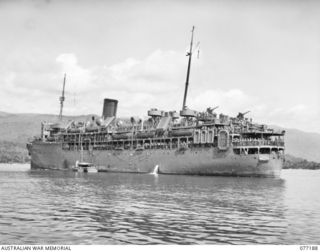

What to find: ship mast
left=182, top=26, right=195, bottom=110
left=58, top=73, right=66, bottom=121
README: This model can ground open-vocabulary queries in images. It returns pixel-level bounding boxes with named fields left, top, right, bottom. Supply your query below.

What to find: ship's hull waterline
left=29, top=142, right=283, bottom=177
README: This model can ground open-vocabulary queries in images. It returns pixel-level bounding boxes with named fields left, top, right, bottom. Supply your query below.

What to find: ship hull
left=28, top=142, right=283, bottom=177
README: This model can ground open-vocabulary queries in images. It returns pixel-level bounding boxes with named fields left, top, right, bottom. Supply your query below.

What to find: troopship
left=27, top=27, right=285, bottom=177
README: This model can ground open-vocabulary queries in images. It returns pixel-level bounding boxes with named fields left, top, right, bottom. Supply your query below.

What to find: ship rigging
left=27, top=27, right=285, bottom=177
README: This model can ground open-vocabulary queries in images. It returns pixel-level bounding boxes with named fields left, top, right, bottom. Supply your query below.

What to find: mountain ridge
left=0, top=111, right=319, bottom=163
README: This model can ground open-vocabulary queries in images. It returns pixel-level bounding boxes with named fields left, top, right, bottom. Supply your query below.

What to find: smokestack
left=102, top=98, right=118, bottom=119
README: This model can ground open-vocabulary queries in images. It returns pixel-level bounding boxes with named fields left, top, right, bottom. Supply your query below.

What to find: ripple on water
left=0, top=168, right=320, bottom=244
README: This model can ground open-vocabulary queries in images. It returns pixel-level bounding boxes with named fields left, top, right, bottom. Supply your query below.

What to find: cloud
left=0, top=49, right=188, bottom=116
left=189, top=89, right=320, bottom=133
left=52, top=50, right=190, bottom=116
left=56, top=53, right=94, bottom=93
left=54, top=50, right=187, bottom=95
left=93, top=49, right=187, bottom=94
left=0, top=49, right=319, bottom=133
left=190, top=89, right=253, bottom=115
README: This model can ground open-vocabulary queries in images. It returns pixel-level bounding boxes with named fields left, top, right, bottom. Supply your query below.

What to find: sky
left=0, top=0, right=319, bottom=133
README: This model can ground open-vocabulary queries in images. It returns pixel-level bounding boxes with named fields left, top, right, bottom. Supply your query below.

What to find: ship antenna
left=59, top=73, right=66, bottom=121
left=182, top=26, right=195, bottom=110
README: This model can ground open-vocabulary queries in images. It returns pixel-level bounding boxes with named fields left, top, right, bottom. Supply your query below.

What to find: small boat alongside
left=73, top=161, right=98, bottom=173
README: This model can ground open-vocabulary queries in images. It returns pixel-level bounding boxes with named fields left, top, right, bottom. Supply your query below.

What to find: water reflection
left=0, top=167, right=287, bottom=244
left=1, top=168, right=319, bottom=244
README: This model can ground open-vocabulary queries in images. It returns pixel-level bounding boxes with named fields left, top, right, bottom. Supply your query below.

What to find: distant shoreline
left=283, top=167, right=320, bottom=170
left=0, top=162, right=30, bottom=168
left=0, top=162, right=29, bottom=165
left=0, top=162, right=319, bottom=170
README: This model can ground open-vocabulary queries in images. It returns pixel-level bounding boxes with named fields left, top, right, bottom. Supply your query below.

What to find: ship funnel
left=102, top=98, right=118, bottom=119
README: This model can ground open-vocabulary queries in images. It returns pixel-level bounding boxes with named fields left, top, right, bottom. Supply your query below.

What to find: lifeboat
left=68, top=128, right=81, bottom=133
left=85, top=126, right=99, bottom=132
left=136, top=132, right=155, bottom=138
left=112, top=133, right=133, bottom=140
left=170, top=129, right=193, bottom=137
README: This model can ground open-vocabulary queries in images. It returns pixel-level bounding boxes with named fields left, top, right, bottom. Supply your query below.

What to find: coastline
left=0, top=161, right=319, bottom=170
left=0, top=162, right=30, bottom=171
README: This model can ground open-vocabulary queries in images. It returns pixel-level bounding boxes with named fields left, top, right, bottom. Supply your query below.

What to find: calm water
left=0, top=164, right=319, bottom=245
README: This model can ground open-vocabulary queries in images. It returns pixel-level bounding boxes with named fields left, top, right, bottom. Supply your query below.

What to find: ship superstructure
left=27, top=27, right=285, bottom=177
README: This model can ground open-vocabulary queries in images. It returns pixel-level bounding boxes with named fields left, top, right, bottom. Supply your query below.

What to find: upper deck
left=36, top=114, right=285, bottom=154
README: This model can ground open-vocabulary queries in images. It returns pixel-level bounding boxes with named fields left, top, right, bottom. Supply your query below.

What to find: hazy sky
left=0, top=0, right=319, bottom=133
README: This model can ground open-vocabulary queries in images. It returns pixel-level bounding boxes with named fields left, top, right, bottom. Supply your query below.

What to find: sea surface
left=0, top=163, right=319, bottom=245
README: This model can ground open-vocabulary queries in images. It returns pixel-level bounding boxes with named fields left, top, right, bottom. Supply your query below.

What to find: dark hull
left=29, top=142, right=283, bottom=177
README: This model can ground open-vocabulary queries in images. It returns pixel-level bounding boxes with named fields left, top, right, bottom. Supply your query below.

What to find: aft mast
left=58, top=73, right=66, bottom=121
left=182, top=26, right=195, bottom=110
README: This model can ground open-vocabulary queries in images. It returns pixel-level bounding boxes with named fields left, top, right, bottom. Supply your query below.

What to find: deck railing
left=232, top=140, right=284, bottom=147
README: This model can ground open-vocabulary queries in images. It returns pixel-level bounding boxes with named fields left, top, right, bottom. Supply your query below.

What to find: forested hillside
left=0, top=112, right=319, bottom=169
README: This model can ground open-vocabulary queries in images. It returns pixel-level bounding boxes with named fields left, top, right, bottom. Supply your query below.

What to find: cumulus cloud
left=52, top=50, right=190, bottom=116
left=0, top=49, right=319, bottom=133
left=189, top=88, right=319, bottom=133
left=56, top=54, right=95, bottom=93
left=261, top=104, right=319, bottom=132
left=93, top=49, right=187, bottom=94
left=1, top=49, right=189, bottom=116
left=190, top=89, right=253, bottom=115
